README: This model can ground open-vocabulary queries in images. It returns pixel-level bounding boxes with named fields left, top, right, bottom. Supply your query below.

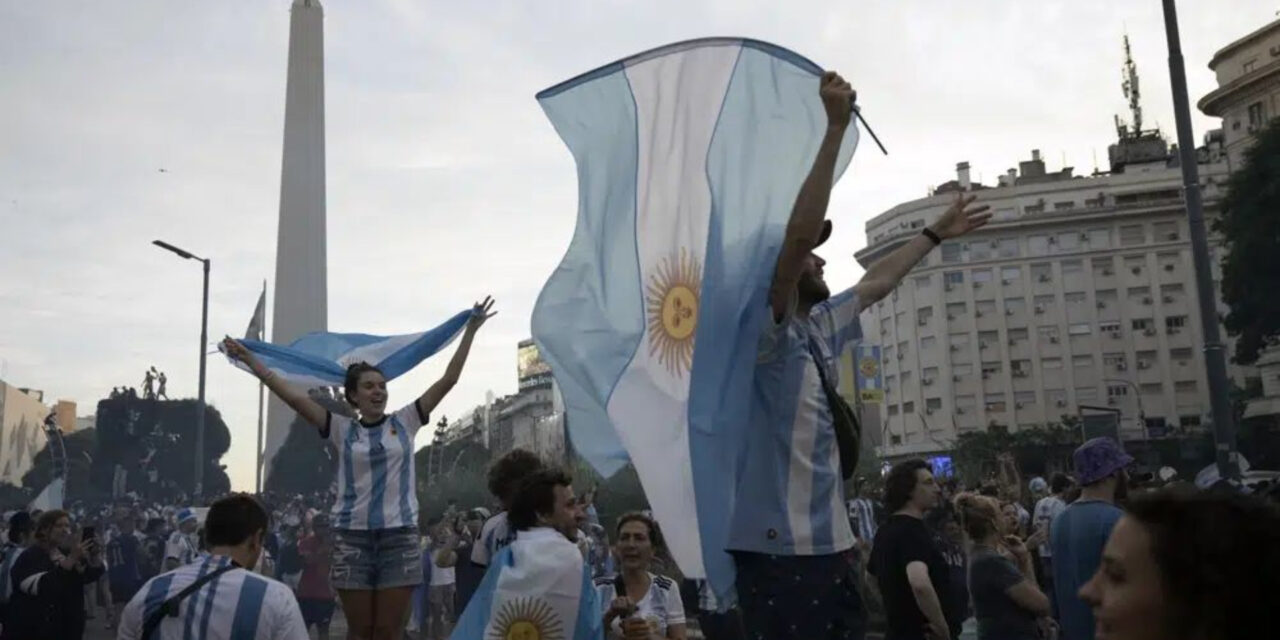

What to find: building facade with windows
left=1198, top=18, right=1280, bottom=169
left=856, top=142, right=1243, bottom=458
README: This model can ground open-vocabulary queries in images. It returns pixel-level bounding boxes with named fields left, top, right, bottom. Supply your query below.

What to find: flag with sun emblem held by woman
left=530, top=37, right=859, bottom=606
left=449, top=528, right=601, bottom=640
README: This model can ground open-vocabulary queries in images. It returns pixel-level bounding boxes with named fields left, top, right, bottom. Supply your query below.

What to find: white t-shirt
left=471, top=511, right=515, bottom=567
left=1033, top=495, right=1067, bottom=558
left=430, top=549, right=456, bottom=586
left=595, top=573, right=686, bottom=639
left=165, top=530, right=198, bottom=566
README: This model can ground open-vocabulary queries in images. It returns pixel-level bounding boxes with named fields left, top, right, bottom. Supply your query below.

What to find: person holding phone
left=1, top=510, right=105, bottom=640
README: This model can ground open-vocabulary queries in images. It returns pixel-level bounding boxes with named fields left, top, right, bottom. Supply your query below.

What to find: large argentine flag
left=219, top=308, right=472, bottom=388
left=531, top=38, right=858, bottom=604
left=450, top=528, right=601, bottom=640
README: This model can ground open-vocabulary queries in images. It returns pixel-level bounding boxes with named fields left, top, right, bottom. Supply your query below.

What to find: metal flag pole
left=1161, top=0, right=1239, bottom=480
left=255, top=279, right=267, bottom=495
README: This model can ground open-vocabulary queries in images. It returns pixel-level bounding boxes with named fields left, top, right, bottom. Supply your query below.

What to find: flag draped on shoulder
left=219, top=308, right=472, bottom=388
left=530, top=38, right=858, bottom=604
left=450, top=528, right=601, bottom=640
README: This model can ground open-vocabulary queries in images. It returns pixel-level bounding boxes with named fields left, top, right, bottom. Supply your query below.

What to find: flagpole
left=255, top=279, right=267, bottom=495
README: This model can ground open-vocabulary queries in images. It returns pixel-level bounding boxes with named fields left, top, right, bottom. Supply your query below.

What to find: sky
left=1, top=0, right=1275, bottom=492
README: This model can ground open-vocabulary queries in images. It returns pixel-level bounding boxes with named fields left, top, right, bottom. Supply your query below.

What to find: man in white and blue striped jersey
left=727, top=71, right=993, bottom=639
left=118, top=494, right=308, bottom=640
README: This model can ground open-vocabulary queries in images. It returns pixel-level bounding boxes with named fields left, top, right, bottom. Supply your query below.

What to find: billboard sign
left=517, top=339, right=553, bottom=390
left=854, top=345, right=884, bottom=404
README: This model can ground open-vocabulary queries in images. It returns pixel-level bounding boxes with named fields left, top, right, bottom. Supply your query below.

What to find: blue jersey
left=108, top=534, right=144, bottom=588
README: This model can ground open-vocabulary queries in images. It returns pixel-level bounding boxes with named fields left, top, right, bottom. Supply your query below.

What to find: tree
left=22, top=428, right=100, bottom=503
left=1214, top=118, right=1280, bottom=364
left=265, top=388, right=348, bottom=495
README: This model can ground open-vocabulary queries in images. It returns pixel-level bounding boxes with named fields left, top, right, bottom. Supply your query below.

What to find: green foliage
left=569, top=460, right=648, bottom=531
left=951, top=421, right=1082, bottom=487
left=22, top=428, right=100, bottom=502
left=416, top=440, right=494, bottom=525
left=0, top=483, right=32, bottom=509
left=1214, top=118, right=1280, bottom=364
left=265, top=417, right=337, bottom=496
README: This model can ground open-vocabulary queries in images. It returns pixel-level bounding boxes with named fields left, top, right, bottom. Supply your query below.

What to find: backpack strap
left=141, top=563, right=238, bottom=640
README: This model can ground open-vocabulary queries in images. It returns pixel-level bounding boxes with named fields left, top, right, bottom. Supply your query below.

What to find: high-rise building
left=54, top=400, right=75, bottom=433
left=857, top=135, right=1247, bottom=458
left=1198, top=18, right=1280, bottom=169
left=264, top=0, right=329, bottom=479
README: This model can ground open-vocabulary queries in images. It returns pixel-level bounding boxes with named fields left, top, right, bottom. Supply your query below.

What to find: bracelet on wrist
left=922, top=228, right=943, bottom=245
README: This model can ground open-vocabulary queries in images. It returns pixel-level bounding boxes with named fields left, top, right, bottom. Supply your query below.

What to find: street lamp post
left=153, top=240, right=210, bottom=500
left=1104, top=378, right=1147, bottom=439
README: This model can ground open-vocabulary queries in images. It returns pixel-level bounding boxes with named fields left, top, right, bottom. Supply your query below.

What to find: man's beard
left=798, top=275, right=831, bottom=305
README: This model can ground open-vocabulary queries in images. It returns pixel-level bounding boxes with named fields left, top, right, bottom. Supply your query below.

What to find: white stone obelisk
left=263, top=0, right=328, bottom=483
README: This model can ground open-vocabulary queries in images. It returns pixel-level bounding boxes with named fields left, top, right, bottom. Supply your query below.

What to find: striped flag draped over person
left=530, top=38, right=858, bottom=604
left=450, top=528, right=600, bottom=640
left=217, top=308, right=472, bottom=388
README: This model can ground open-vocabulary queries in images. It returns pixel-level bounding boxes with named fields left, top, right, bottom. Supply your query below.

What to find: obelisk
left=263, top=0, right=328, bottom=483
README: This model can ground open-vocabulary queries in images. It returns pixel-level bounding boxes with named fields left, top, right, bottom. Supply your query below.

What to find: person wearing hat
left=725, top=72, right=993, bottom=640
left=1049, top=438, right=1133, bottom=640
left=0, top=511, right=33, bottom=626
left=164, top=507, right=200, bottom=570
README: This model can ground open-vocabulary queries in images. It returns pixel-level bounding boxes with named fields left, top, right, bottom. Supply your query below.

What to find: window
left=1180, top=414, right=1202, bottom=428
left=1011, top=360, right=1032, bottom=377
left=956, top=395, right=976, bottom=414
left=1086, top=228, right=1111, bottom=249
left=1166, top=315, right=1188, bottom=333
left=1120, top=225, right=1145, bottom=246
left=1100, top=321, right=1122, bottom=334
left=1057, top=232, right=1080, bottom=251
left=1092, top=257, right=1115, bottom=278
left=944, top=271, right=965, bottom=286
left=1157, top=252, right=1180, bottom=272
left=1014, top=391, right=1036, bottom=407
left=898, top=341, right=910, bottom=358
left=1073, top=355, right=1094, bottom=368
left=1038, top=326, right=1061, bottom=343
left=953, top=363, right=974, bottom=376
left=978, top=331, right=999, bottom=349
left=918, top=306, right=933, bottom=326
left=926, top=398, right=942, bottom=412
left=909, top=219, right=925, bottom=229
left=1140, top=383, right=1163, bottom=396
left=914, top=275, right=932, bottom=290
left=903, top=401, right=915, bottom=414
left=1005, top=297, right=1026, bottom=315
left=1124, top=255, right=1146, bottom=274
left=1136, top=350, right=1158, bottom=368
left=883, top=346, right=894, bottom=362
left=1069, top=323, right=1092, bottom=336
left=1108, top=384, right=1129, bottom=398
left=1129, top=286, right=1151, bottom=302
left=1154, top=221, right=1179, bottom=242
left=923, top=367, right=939, bottom=381
left=1062, top=259, right=1084, bottom=275
left=1054, top=201, right=1076, bottom=212
left=976, top=301, right=997, bottom=317
left=1160, top=284, right=1184, bottom=301
left=888, top=404, right=900, bottom=416
left=1096, top=289, right=1118, bottom=307
left=997, top=238, right=1020, bottom=258
left=970, top=242, right=992, bottom=261
left=1001, top=266, right=1021, bottom=282
left=949, top=332, right=971, bottom=347
left=921, top=336, right=937, bottom=351
left=1034, top=295, right=1055, bottom=314
left=1028, top=235, right=1050, bottom=255
left=1104, top=352, right=1127, bottom=368
left=881, top=317, right=893, bottom=335
left=1031, top=263, right=1053, bottom=283
left=1065, top=292, right=1087, bottom=305
left=1171, top=348, right=1194, bottom=363
left=1244, top=59, right=1258, bottom=74
left=1042, top=357, right=1063, bottom=369
left=973, top=269, right=994, bottom=284
left=1248, top=101, right=1264, bottom=127
left=985, top=394, right=1007, bottom=412
left=895, top=311, right=907, bottom=327
left=946, top=302, right=967, bottom=319
left=1077, top=386, right=1100, bottom=402
left=981, top=362, right=1003, bottom=378
left=1008, top=328, right=1029, bottom=343
left=942, top=243, right=964, bottom=263
left=1046, top=388, right=1067, bottom=407
left=1175, top=381, right=1198, bottom=394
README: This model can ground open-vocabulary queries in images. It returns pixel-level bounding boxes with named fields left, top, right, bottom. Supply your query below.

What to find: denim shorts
left=331, top=527, right=423, bottom=590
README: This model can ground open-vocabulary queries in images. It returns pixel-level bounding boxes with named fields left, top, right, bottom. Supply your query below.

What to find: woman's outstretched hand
left=467, top=296, right=497, bottom=332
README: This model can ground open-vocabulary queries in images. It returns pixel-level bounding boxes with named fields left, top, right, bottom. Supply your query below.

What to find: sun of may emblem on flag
left=645, top=248, right=702, bottom=376
left=487, top=597, right=565, bottom=640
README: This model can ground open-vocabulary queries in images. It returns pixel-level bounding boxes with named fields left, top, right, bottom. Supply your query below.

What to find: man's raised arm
left=769, top=71, right=854, bottom=322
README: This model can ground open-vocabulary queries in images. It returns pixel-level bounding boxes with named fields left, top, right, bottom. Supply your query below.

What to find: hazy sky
left=1, top=0, right=1274, bottom=491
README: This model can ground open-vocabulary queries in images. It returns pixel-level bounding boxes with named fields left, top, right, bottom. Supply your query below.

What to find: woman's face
left=1001, top=504, right=1019, bottom=533
left=350, top=371, right=388, bottom=417
left=1078, top=516, right=1168, bottom=640
left=48, top=516, right=72, bottom=547
left=615, top=520, right=654, bottom=571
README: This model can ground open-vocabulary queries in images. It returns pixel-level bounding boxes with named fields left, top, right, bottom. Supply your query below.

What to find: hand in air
left=221, top=337, right=250, bottom=362
left=819, top=71, right=856, bottom=129
left=931, top=193, right=993, bottom=240
left=467, top=296, right=497, bottom=331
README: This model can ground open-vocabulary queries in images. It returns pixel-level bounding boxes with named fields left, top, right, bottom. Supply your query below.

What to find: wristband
left=922, top=228, right=942, bottom=246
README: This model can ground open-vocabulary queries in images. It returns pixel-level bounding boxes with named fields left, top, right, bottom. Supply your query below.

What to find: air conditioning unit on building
left=1116, top=363, right=1128, bottom=371
left=982, top=372, right=991, bottom=379
left=1108, top=397, right=1118, bottom=406
left=956, top=407, right=966, bottom=414
left=897, top=353, right=905, bottom=360
left=1144, top=328, right=1157, bottom=336
left=1143, top=297, right=1153, bottom=305
left=950, top=344, right=960, bottom=351
left=974, top=281, right=984, bottom=289
left=1056, top=400, right=1067, bottom=407
left=1002, top=279, right=1012, bottom=285
left=976, top=310, right=984, bottom=317
left=883, top=357, right=890, bottom=364
left=979, top=341, right=989, bottom=349
left=1110, top=331, right=1122, bottom=339
left=1008, top=339, right=1018, bottom=346
left=1164, top=264, right=1176, bottom=272
left=1138, top=360, right=1151, bottom=369
left=1097, top=301, right=1107, bottom=309
left=1034, top=305, right=1046, bottom=314
left=1048, top=236, right=1058, bottom=244
left=923, top=378, right=934, bottom=386
left=1016, top=402, right=1025, bottom=409
left=1013, top=370, right=1028, bottom=378
left=1050, top=336, right=1060, bottom=343
left=918, top=318, right=929, bottom=326
left=947, top=314, right=956, bottom=321
left=945, top=284, right=954, bottom=291
left=1132, top=267, right=1143, bottom=275
left=925, top=408, right=935, bottom=415
left=1005, top=309, right=1015, bottom=316
left=953, top=374, right=963, bottom=381
left=1079, top=232, right=1090, bottom=241
left=1038, top=274, right=1051, bottom=283
left=1167, top=232, right=1179, bottom=241
left=1163, top=295, right=1174, bottom=303
left=1103, top=268, right=1114, bottom=275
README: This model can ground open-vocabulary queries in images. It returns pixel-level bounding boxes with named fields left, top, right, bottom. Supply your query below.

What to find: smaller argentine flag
left=218, top=308, right=472, bottom=388
left=450, top=528, right=602, bottom=640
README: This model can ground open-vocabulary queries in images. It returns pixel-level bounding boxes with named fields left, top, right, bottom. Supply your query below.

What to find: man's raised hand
left=820, top=71, right=855, bottom=129
left=930, top=193, right=993, bottom=240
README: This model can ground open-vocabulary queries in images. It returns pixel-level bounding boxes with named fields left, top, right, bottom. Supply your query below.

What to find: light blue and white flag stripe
left=219, top=308, right=472, bottom=388
left=531, top=38, right=857, bottom=605
left=450, top=528, right=602, bottom=640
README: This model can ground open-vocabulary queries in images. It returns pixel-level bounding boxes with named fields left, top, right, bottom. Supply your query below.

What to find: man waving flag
left=530, top=38, right=858, bottom=609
